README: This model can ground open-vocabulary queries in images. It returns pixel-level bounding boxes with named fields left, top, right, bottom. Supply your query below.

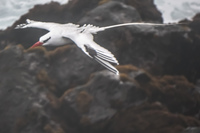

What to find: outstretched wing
left=15, top=19, right=58, bottom=31
left=84, top=44, right=119, bottom=75
left=62, top=32, right=119, bottom=75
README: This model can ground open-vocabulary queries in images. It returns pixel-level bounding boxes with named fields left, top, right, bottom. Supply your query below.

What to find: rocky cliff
left=0, top=0, right=200, bottom=133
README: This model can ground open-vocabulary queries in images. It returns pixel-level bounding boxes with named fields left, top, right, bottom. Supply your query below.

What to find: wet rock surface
left=0, top=0, right=200, bottom=133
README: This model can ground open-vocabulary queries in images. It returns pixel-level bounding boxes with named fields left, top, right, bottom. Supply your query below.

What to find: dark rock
left=182, top=127, right=200, bottom=133
left=190, top=13, right=200, bottom=34
left=195, top=79, right=200, bottom=94
left=79, top=1, right=142, bottom=26
left=0, top=1, right=200, bottom=133
left=0, top=45, right=200, bottom=133
left=60, top=71, right=142, bottom=123
left=150, top=76, right=200, bottom=116
left=0, top=45, right=49, bottom=133
left=133, top=69, right=152, bottom=83
left=27, top=45, right=112, bottom=95
left=106, top=103, right=200, bottom=133
left=118, top=65, right=200, bottom=117
left=0, top=45, right=108, bottom=133
left=124, top=0, right=163, bottom=22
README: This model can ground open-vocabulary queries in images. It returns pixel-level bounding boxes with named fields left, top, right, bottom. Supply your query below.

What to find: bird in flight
left=15, top=19, right=176, bottom=75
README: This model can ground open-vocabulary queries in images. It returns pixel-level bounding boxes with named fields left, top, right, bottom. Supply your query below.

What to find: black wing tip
left=15, top=19, right=33, bottom=29
left=109, top=68, right=119, bottom=75
left=94, top=56, right=119, bottom=75
left=115, top=71, right=119, bottom=75
left=83, top=44, right=119, bottom=75
left=96, top=51, right=119, bottom=65
left=104, top=69, right=119, bottom=75
left=15, top=23, right=27, bottom=29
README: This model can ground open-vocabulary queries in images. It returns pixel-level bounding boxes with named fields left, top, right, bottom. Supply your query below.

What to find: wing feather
left=15, top=19, right=58, bottom=31
left=94, top=56, right=119, bottom=75
left=79, top=42, right=119, bottom=75
left=84, top=43, right=119, bottom=65
left=62, top=28, right=119, bottom=75
left=96, top=51, right=119, bottom=65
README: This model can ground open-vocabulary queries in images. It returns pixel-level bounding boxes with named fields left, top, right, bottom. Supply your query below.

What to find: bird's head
left=31, top=35, right=51, bottom=48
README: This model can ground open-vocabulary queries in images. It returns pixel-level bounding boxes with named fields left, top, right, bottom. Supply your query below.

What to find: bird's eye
left=43, top=37, right=51, bottom=43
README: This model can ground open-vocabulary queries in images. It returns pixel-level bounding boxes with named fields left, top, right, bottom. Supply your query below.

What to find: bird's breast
left=48, top=35, right=69, bottom=46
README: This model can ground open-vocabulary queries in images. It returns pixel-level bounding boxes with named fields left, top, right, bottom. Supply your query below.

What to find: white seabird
left=15, top=19, right=176, bottom=75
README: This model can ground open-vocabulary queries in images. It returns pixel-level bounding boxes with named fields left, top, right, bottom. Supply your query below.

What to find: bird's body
left=15, top=19, right=177, bottom=75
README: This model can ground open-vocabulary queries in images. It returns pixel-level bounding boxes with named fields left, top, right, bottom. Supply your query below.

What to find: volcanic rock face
left=0, top=0, right=200, bottom=133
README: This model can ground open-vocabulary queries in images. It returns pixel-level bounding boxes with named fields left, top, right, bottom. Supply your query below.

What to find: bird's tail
left=97, top=22, right=184, bottom=32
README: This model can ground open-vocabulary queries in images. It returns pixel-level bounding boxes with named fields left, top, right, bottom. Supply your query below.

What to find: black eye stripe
left=43, top=37, right=51, bottom=43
